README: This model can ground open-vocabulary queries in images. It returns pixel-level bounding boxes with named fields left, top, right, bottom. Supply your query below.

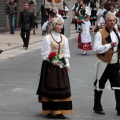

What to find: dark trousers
left=93, top=63, right=120, bottom=111
left=93, top=89, right=120, bottom=111
left=20, top=30, right=30, bottom=48
left=8, top=14, right=16, bottom=33
left=34, top=22, right=38, bottom=28
left=75, top=19, right=77, bottom=30
left=114, top=90, right=120, bottom=111
left=93, top=90, right=103, bottom=111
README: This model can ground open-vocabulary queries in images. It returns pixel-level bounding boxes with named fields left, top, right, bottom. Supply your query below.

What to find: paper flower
left=48, top=52, right=66, bottom=68
left=48, top=52, right=57, bottom=61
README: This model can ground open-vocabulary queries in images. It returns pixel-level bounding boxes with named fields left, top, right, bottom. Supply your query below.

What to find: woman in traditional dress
left=78, top=14, right=92, bottom=55
left=36, top=17, right=72, bottom=119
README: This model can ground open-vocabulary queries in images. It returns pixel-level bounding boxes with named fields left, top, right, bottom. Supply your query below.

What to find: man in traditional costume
left=36, top=17, right=72, bottom=119
left=93, top=13, right=120, bottom=116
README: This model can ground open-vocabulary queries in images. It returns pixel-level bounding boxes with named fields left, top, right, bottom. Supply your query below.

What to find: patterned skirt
left=78, top=33, right=92, bottom=50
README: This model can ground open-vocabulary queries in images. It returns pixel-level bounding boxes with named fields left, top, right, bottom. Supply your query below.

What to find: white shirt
left=81, top=21, right=92, bottom=43
left=41, top=31, right=70, bottom=67
left=81, top=21, right=91, bottom=34
left=72, top=3, right=79, bottom=11
left=94, top=30, right=119, bottom=63
left=96, top=8, right=106, bottom=16
left=107, top=10, right=117, bottom=15
left=64, top=5, right=69, bottom=12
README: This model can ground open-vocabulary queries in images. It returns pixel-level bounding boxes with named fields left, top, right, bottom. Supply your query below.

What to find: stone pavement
left=0, top=35, right=119, bottom=120
left=0, top=23, right=78, bottom=61
left=0, top=21, right=120, bottom=120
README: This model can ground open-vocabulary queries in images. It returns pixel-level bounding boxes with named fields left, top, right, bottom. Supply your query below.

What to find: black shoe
left=46, top=114, right=53, bottom=119
left=33, top=30, right=36, bottom=35
left=117, top=111, right=120, bottom=116
left=95, top=110, right=105, bottom=115
left=0, top=49, right=3, bottom=54
left=10, top=32, right=14, bottom=34
left=56, top=114, right=67, bottom=119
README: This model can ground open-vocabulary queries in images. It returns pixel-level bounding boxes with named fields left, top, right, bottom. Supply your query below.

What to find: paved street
left=0, top=25, right=120, bottom=120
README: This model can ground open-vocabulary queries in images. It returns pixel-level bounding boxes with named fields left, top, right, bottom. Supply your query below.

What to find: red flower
left=48, top=52, right=57, bottom=61
left=77, top=20, right=83, bottom=24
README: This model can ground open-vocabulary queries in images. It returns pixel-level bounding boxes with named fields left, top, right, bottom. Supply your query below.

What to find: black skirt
left=36, top=58, right=72, bottom=100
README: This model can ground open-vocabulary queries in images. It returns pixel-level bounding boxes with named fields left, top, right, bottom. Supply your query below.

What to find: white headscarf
left=46, top=17, right=62, bottom=33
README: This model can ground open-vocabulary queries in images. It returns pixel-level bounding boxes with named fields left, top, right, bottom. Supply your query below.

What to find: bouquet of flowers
left=48, top=52, right=66, bottom=68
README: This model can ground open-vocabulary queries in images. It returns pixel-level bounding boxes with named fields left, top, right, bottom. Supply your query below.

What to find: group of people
left=73, top=0, right=120, bottom=117
left=72, top=0, right=119, bottom=30
left=4, top=0, right=69, bottom=50
left=2, top=0, right=120, bottom=119
left=37, top=0, right=120, bottom=119
left=4, top=1, right=72, bottom=118
left=72, top=0, right=120, bottom=56
left=40, top=1, right=69, bottom=35
left=5, top=0, right=38, bottom=50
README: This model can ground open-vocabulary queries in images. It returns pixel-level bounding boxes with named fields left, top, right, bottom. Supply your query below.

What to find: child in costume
left=78, top=14, right=92, bottom=55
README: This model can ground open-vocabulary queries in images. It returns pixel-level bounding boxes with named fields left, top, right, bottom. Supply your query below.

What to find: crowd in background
left=2, top=0, right=120, bottom=53
left=71, top=0, right=120, bottom=55
left=72, top=0, right=120, bottom=32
